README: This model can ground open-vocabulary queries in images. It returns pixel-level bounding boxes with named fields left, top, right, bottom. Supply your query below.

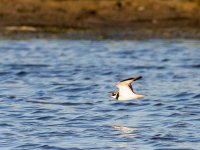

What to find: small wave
left=116, top=108, right=127, bottom=111
left=34, top=96, right=52, bottom=100
left=168, top=113, right=182, bottom=117
left=190, top=64, right=200, bottom=68
left=131, top=65, right=165, bottom=70
left=170, top=122, right=191, bottom=128
left=111, top=101, right=140, bottom=106
left=38, top=145, right=68, bottom=150
left=180, top=64, right=200, bottom=69
left=7, top=95, right=16, bottom=99
left=17, top=143, right=41, bottom=149
left=0, top=123, right=13, bottom=127
left=100, top=71, right=114, bottom=76
left=155, top=148, right=194, bottom=150
left=16, top=71, right=28, bottom=76
left=151, top=133, right=176, bottom=141
left=53, top=86, right=92, bottom=92
left=6, top=64, right=49, bottom=69
left=36, top=116, right=55, bottom=120
left=173, top=92, right=193, bottom=98
left=125, top=102, right=141, bottom=106
left=161, top=58, right=170, bottom=62
left=0, top=71, right=11, bottom=76
left=60, top=102, right=94, bottom=106
left=26, top=100, right=93, bottom=106
left=94, top=109, right=112, bottom=113
left=154, top=103, right=164, bottom=106
left=172, top=75, right=187, bottom=79
left=165, top=105, right=177, bottom=110
left=192, top=94, right=200, bottom=99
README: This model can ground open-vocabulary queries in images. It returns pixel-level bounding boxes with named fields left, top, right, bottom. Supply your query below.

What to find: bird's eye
left=112, top=93, right=115, bottom=96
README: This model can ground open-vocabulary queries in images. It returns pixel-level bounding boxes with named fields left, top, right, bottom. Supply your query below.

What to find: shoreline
left=1, top=26, right=200, bottom=40
left=0, top=0, right=200, bottom=40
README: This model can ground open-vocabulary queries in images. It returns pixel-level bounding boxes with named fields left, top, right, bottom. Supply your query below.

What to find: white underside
left=117, top=85, right=138, bottom=100
left=117, top=94, right=137, bottom=100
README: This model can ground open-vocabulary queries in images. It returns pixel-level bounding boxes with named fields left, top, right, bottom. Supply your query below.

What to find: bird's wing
left=116, top=83, right=134, bottom=97
left=116, top=76, right=142, bottom=93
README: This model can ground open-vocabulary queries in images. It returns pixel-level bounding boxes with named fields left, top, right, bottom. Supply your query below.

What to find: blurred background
left=0, top=1, right=200, bottom=150
left=0, top=0, right=200, bottom=39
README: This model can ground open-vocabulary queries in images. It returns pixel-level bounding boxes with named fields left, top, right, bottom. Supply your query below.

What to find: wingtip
left=119, top=75, right=143, bottom=83
left=133, top=76, right=142, bottom=81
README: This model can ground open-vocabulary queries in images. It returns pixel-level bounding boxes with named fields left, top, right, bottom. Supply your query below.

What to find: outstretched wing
left=116, top=76, right=142, bottom=93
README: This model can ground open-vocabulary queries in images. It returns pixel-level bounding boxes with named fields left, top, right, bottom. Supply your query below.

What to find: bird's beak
left=108, top=93, right=112, bottom=97
left=108, top=91, right=115, bottom=97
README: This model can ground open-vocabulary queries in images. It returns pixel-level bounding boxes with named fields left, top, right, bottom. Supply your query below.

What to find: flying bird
left=110, top=76, right=144, bottom=100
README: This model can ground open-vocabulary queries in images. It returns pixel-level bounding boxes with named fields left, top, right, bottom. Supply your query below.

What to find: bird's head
left=109, top=92, right=118, bottom=99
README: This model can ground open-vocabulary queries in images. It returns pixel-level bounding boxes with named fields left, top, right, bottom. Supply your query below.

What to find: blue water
left=0, top=39, right=200, bottom=150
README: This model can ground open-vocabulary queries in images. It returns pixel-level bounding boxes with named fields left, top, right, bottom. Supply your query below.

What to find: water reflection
left=112, top=125, right=137, bottom=133
left=112, top=125, right=137, bottom=140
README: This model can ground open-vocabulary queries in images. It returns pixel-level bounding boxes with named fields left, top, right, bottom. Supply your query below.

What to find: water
left=0, top=39, right=199, bottom=150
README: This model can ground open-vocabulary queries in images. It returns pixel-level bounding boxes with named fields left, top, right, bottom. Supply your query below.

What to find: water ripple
left=0, top=39, right=199, bottom=150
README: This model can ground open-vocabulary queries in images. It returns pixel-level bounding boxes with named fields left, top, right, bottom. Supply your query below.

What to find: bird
left=110, top=76, right=144, bottom=100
